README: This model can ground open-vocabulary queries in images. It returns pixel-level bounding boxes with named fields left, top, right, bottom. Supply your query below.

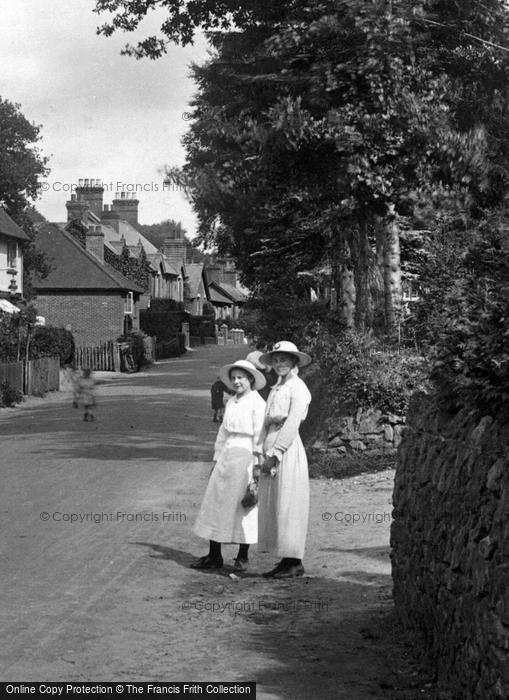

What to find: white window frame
left=7, top=241, right=17, bottom=269
left=124, top=291, right=133, bottom=315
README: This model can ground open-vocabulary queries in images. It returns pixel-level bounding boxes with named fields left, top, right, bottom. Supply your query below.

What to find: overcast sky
left=0, top=0, right=209, bottom=235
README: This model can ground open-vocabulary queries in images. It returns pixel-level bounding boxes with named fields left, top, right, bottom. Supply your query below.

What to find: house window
left=125, top=292, right=133, bottom=314
left=7, top=241, right=17, bottom=269
left=402, top=280, right=419, bottom=302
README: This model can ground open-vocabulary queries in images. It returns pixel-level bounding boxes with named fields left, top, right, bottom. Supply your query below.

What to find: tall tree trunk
left=353, top=219, right=372, bottom=331
left=338, top=232, right=356, bottom=329
left=383, top=203, right=402, bottom=338
left=368, top=217, right=386, bottom=334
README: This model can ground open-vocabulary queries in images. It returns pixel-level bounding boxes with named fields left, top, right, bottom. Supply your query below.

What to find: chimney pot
left=103, top=204, right=109, bottom=211
left=121, top=192, right=126, bottom=199
left=84, top=178, right=89, bottom=187
left=96, top=178, right=101, bottom=187
left=71, top=194, right=76, bottom=201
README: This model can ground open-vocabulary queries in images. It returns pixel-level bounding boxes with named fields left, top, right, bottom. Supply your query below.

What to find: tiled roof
left=99, top=219, right=158, bottom=256
left=105, top=240, right=124, bottom=255
left=116, top=220, right=158, bottom=255
left=0, top=207, right=31, bottom=241
left=31, top=215, right=143, bottom=292
left=219, top=282, right=247, bottom=303
left=160, top=255, right=181, bottom=276
left=146, top=252, right=179, bottom=277
left=208, top=286, right=233, bottom=304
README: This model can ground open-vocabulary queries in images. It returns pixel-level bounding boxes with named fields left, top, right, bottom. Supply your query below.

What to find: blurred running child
left=79, top=368, right=96, bottom=421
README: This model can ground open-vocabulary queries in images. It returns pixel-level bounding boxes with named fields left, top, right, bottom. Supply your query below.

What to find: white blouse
left=262, top=373, right=311, bottom=461
left=213, top=390, right=266, bottom=461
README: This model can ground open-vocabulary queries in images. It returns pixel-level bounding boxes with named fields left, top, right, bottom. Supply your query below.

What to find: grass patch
left=308, top=448, right=396, bottom=480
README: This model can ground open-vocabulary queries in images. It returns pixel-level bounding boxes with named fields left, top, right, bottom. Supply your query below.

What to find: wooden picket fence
left=25, top=356, right=60, bottom=396
left=0, top=360, right=23, bottom=394
left=74, top=342, right=119, bottom=372
left=0, top=356, right=60, bottom=397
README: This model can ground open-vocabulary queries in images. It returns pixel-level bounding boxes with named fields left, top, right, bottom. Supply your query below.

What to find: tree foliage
left=0, top=98, right=48, bottom=216
left=96, top=0, right=509, bottom=413
left=429, top=220, right=509, bottom=415
left=0, top=98, right=50, bottom=299
left=163, top=1, right=494, bottom=337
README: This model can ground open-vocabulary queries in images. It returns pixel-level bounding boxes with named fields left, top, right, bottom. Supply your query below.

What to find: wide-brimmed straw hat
left=219, top=359, right=267, bottom=392
left=259, top=340, right=312, bottom=368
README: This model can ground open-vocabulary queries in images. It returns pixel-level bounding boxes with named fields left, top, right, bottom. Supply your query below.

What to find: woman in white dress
left=191, top=359, right=266, bottom=571
left=257, top=341, right=312, bottom=578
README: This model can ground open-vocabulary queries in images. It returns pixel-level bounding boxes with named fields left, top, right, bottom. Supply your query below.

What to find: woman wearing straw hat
left=257, top=341, right=312, bottom=578
left=191, top=360, right=266, bottom=571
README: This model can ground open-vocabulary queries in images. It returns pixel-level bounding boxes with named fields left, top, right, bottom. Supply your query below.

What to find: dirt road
left=0, top=344, right=400, bottom=698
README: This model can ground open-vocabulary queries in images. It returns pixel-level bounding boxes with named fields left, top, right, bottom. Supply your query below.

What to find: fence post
left=23, top=360, right=30, bottom=395
left=113, top=343, right=121, bottom=373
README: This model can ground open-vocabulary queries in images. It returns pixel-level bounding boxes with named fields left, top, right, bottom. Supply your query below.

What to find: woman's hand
left=261, top=455, right=279, bottom=477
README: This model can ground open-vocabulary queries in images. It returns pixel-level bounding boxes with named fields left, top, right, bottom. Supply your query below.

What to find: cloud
left=0, top=0, right=208, bottom=233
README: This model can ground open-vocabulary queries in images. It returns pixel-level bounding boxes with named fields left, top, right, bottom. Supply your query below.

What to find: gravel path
left=0, top=344, right=417, bottom=699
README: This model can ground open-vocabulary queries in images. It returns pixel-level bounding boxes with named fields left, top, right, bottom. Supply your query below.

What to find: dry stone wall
left=391, top=394, right=509, bottom=699
left=314, top=407, right=405, bottom=453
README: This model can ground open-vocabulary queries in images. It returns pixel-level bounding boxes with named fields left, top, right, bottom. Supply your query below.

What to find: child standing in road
left=64, top=363, right=80, bottom=408
left=79, top=368, right=96, bottom=421
left=210, top=376, right=228, bottom=422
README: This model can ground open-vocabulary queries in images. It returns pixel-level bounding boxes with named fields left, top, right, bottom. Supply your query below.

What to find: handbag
left=241, top=479, right=258, bottom=508
left=241, top=464, right=260, bottom=508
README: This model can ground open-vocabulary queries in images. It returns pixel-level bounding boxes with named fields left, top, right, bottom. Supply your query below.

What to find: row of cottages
left=0, top=207, right=29, bottom=309
left=9, top=176, right=248, bottom=348
left=204, top=257, right=248, bottom=320
left=29, top=208, right=144, bottom=346
left=58, top=179, right=248, bottom=322
left=63, top=180, right=187, bottom=310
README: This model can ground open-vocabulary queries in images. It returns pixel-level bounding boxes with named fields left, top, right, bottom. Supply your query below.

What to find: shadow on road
left=171, top=564, right=403, bottom=699
left=130, top=542, right=195, bottom=567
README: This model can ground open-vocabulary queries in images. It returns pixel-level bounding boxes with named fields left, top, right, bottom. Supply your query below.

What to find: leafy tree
left=94, top=0, right=297, bottom=54
left=429, top=219, right=509, bottom=415
left=95, top=0, right=509, bottom=342
left=0, top=98, right=50, bottom=299
left=168, top=4, right=486, bottom=337
left=0, top=98, right=48, bottom=216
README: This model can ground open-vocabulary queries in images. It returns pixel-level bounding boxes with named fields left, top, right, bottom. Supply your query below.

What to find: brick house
left=0, top=206, right=30, bottom=302
left=30, top=210, right=143, bottom=346
left=185, top=263, right=207, bottom=315
left=64, top=181, right=185, bottom=308
left=204, top=257, right=247, bottom=319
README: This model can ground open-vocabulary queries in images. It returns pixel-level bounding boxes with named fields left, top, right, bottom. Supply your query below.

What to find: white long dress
left=258, top=372, right=312, bottom=559
left=194, top=390, right=266, bottom=544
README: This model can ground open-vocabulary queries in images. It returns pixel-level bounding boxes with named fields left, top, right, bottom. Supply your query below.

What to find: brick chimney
left=74, top=178, right=104, bottom=218
left=162, top=229, right=187, bottom=269
left=100, top=203, right=120, bottom=232
left=221, top=270, right=237, bottom=286
left=112, top=191, right=139, bottom=226
left=65, top=193, right=89, bottom=224
left=218, top=255, right=237, bottom=286
left=85, top=224, right=104, bottom=263
left=205, top=266, right=221, bottom=285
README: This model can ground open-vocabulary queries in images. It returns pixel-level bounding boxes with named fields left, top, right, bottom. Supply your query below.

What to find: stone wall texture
left=391, top=394, right=509, bottom=699
left=313, top=407, right=405, bottom=454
